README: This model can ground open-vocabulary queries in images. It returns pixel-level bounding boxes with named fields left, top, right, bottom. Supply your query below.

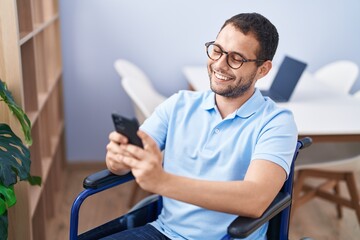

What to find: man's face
left=207, top=24, right=261, bottom=99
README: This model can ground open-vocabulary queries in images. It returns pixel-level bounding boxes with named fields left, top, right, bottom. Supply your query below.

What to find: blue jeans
left=100, top=224, right=170, bottom=240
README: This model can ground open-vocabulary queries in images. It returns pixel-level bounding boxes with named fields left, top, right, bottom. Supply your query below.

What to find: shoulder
left=257, top=97, right=295, bottom=124
left=244, top=90, right=296, bottom=128
left=267, top=103, right=296, bottom=126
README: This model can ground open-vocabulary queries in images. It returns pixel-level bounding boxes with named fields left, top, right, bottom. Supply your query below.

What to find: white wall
left=59, top=0, right=360, bottom=162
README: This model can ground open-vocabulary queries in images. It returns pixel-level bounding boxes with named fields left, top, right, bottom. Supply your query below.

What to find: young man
left=105, top=12, right=297, bottom=240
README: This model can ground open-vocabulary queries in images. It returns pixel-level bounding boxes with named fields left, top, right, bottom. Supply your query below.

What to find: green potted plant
left=0, top=79, right=41, bottom=239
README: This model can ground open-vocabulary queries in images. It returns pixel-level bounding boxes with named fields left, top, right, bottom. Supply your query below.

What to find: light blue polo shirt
left=140, top=89, right=298, bottom=240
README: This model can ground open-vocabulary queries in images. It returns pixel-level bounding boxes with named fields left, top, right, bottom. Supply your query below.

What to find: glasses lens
left=206, top=44, right=222, bottom=61
left=228, top=53, right=245, bottom=69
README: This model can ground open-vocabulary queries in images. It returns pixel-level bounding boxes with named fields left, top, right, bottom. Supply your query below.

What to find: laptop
left=260, top=56, right=307, bottom=102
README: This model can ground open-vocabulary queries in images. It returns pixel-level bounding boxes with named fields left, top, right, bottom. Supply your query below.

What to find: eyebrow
left=213, top=42, right=250, bottom=60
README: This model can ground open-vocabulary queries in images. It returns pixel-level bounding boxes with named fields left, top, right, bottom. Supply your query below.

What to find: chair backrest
left=121, top=77, right=166, bottom=123
left=114, top=59, right=151, bottom=85
left=114, top=59, right=166, bottom=123
left=354, top=90, right=360, bottom=99
left=314, top=60, right=359, bottom=94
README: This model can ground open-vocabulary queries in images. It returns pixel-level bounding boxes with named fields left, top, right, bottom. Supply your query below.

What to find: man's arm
left=120, top=131, right=286, bottom=218
left=157, top=159, right=285, bottom=218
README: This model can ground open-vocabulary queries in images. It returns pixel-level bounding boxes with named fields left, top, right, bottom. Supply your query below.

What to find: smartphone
left=111, top=113, right=143, bottom=148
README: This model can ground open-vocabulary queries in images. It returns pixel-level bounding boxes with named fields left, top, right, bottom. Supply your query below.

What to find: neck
left=215, top=90, right=254, bottom=118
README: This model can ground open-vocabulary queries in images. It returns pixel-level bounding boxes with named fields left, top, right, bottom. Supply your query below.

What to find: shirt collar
left=201, top=90, right=216, bottom=110
left=200, top=89, right=265, bottom=119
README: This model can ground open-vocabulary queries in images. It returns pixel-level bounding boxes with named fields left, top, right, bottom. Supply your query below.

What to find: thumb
left=138, top=130, right=160, bottom=153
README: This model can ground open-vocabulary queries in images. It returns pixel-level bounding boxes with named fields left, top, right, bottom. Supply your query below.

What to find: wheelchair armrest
left=83, top=169, right=134, bottom=189
left=71, top=170, right=135, bottom=240
left=227, top=191, right=291, bottom=238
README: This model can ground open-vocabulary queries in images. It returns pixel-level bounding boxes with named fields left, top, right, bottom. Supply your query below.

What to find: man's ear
left=258, top=60, right=272, bottom=77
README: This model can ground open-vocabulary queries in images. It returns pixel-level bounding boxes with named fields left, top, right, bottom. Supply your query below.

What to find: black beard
left=210, top=73, right=256, bottom=98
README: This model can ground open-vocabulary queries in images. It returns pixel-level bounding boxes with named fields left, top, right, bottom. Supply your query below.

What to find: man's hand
left=120, top=130, right=165, bottom=193
left=105, top=131, right=132, bottom=175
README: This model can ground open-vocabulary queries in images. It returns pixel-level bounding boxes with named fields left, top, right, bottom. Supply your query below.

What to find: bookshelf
left=0, top=0, right=66, bottom=239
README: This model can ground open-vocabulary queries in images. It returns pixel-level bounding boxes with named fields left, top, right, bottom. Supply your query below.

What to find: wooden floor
left=48, top=164, right=360, bottom=240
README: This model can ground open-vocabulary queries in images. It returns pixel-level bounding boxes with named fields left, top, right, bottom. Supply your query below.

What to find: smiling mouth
left=213, top=70, right=233, bottom=81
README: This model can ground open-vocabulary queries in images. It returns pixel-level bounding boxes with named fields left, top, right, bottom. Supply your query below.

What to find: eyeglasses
left=205, top=41, right=266, bottom=69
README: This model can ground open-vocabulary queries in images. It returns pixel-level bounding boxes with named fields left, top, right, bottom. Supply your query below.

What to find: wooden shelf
left=1, top=0, right=65, bottom=239
left=31, top=195, right=46, bottom=240
left=20, top=39, right=39, bottom=113
left=19, top=14, right=59, bottom=46
left=28, top=184, right=42, bottom=219
left=29, top=122, right=65, bottom=217
left=16, top=0, right=33, bottom=39
left=29, top=121, right=42, bottom=178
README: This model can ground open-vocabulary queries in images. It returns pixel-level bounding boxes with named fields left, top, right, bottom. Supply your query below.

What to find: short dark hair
left=220, top=13, right=279, bottom=64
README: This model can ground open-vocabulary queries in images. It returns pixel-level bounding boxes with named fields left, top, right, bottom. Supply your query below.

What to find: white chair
left=314, top=60, right=359, bottom=94
left=114, top=59, right=166, bottom=123
left=292, top=89, right=360, bottom=223
left=353, top=90, right=360, bottom=99
left=292, top=153, right=360, bottom=224
left=121, top=77, right=166, bottom=124
left=114, top=59, right=151, bottom=86
left=114, top=60, right=166, bottom=206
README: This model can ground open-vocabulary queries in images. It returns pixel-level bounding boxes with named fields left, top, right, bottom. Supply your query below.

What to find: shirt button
left=214, top=128, right=220, bottom=134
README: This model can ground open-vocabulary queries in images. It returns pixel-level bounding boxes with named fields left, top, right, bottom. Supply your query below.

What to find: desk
left=183, top=66, right=360, bottom=142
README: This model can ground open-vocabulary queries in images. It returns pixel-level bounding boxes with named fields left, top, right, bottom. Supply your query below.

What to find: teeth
left=214, top=71, right=231, bottom=80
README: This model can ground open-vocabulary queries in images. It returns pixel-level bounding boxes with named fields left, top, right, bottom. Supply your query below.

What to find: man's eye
left=230, top=54, right=244, bottom=62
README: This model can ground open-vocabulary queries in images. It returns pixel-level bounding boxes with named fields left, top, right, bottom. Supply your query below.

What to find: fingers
left=122, top=155, right=140, bottom=169
left=106, top=131, right=133, bottom=159
left=106, top=131, right=132, bottom=175
left=121, top=143, right=146, bottom=160
left=138, top=130, right=153, bottom=145
left=137, top=130, right=160, bottom=154
left=106, top=141, right=130, bottom=156
left=106, top=149, right=131, bottom=174
left=109, top=131, right=128, bottom=145
left=106, top=130, right=162, bottom=179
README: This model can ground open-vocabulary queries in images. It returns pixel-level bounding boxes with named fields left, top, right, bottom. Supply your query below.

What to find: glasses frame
left=205, top=41, right=266, bottom=69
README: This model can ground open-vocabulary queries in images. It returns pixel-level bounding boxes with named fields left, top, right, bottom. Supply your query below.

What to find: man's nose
left=215, top=54, right=230, bottom=69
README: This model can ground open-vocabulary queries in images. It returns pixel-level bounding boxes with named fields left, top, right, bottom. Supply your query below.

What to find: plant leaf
left=0, top=124, right=31, bottom=186
left=0, top=185, right=16, bottom=215
left=0, top=210, right=8, bottom=239
left=27, top=175, right=42, bottom=186
left=0, top=79, right=32, bottom=145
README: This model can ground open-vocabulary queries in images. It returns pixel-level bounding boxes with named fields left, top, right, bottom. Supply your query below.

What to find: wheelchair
left=70, top=137, right=312, bottom=240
